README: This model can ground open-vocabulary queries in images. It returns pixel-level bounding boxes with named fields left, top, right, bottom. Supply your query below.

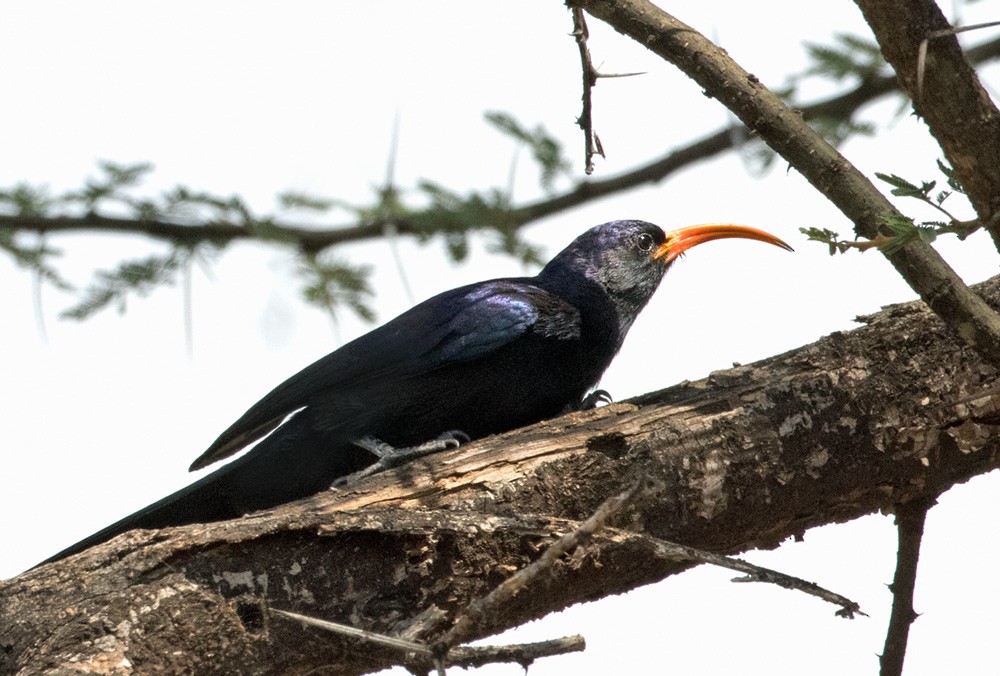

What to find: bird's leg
left=575, top=389, right=613, bottom=411
left=332, top=430, right=471, bottom=488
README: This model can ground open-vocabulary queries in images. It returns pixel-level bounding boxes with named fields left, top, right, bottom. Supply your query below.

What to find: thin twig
left=270, top=608, right=586, bottom=672
left=448, top=635, right=586, bottom=670
left=437, top=474, right=863, bottom=659
left=570, top=8, right=603, bottom=174
left=272, top=609, right=429, bottom=655
left=880, top=498, right=934, bottom=676
left=645, top=537, right=865, bottom=618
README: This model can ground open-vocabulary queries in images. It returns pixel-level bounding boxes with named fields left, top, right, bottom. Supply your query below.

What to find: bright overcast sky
left=1, top=2, right=998, bottom=674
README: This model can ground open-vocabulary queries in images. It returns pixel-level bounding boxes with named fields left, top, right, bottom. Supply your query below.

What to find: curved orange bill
left=653, top=223, right=793, bottom=265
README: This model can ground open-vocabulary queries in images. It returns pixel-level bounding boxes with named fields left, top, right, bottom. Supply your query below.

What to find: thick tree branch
left=4, top=275, right=1000, bottom=674
left=573, top=0, right=1000, bottom=370
left=854, top=0, right=1000, bottom=247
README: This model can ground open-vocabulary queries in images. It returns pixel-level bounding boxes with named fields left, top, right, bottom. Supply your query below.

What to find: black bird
left=41, top=220, right=789, bottom=565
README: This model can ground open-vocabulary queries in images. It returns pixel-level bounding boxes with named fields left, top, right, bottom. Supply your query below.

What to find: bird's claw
left=577, top=389, right=613, bottom=411
left=435, top=429, right=471, bottom=449
left=332, top=429, right=471, bottom=489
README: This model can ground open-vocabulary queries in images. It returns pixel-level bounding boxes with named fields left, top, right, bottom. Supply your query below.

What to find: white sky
left=1, top=2, right=998, bottom=674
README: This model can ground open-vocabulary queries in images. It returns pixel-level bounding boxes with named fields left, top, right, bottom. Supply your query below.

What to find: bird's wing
left=428, top=281, right=580, bottom=363
left=189, top=280, right=581, bottom=470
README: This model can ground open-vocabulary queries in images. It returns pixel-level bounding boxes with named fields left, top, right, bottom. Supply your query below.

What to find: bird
left=39, top=220, right=790, bottom=566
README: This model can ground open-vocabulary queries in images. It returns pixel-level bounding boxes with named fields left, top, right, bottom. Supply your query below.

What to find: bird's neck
left=535, top=267, right=627, bottom=361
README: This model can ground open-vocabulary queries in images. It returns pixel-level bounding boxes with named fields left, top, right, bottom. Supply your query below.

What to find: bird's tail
left=36, top=412, right=373, bottom=567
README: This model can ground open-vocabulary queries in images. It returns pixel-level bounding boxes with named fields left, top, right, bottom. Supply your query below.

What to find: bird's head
left=541, top=219, right=791, bottom=325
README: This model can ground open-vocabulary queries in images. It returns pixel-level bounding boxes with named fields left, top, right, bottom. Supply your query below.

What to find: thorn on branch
left=596, top=71, right=646, bottom=79
left=380, top=112, right=415, bottom=305
left=916, top=21, right=1000, bottom=105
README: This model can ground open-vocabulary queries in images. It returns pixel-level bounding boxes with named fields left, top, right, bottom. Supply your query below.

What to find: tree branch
left=0, top=211, right=388, bottom=255
left=573, top=0, right=1000, bottom=369
left=570, top=8, right=603, bottom=175
left=879, top=497, right=934, bottom=676
left=271, top=609, right=586, bottom=673
left=437, top=477, right=862, bottom=656
left=854, top=0, right=1000, bottom=247
left=5, top=274, right=1000, bottom=673
left=4, top=36, right=998, bottom=254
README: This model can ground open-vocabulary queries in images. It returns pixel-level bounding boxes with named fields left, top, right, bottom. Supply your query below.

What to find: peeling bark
left=4, top=276, right=1000, bottom=675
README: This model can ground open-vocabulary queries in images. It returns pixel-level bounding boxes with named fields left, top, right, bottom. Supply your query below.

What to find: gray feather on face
left=549, top=220, right=669, bottom=338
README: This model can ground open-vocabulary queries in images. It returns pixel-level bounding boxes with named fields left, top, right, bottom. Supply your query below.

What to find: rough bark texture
left=854, top=0, right=1000, bottom=246
left=4, top=275, right=1000, bottom=675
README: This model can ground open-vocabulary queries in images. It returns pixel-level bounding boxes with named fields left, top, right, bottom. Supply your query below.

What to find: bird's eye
left=635, top=232, right=655, bottom=252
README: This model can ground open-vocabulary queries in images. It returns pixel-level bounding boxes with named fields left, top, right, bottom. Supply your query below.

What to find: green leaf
left=444, top=232, right=469, bottom=262
left=299, top=255, right=375, bottom=323
left=133, top=199, right=162, bottom=221
left=882, top=213, right=917, bottom=235
left=484, top=111, right=570, bottom=191
left=0, top=230, right=73, bottom=290
left=98, top=160, right=154, bottom=188
left=875, top=172, right=929, bottom=198
left=413, top=181, right=515, bottom=235
left=62, top=251, right=184, bottom=320
left=877, top=214, right=919, bottom=254
left=0, top=183, right=54, bottom=216
left=62, top=161, right=156, bottom=210
left=799, top=226, right=842, bottom=256
left=804, top=33, right=885, bottom=82
left=484, top=111, right=535, bottom=145
left=486, top=228, right=545, bottom=267
left=935, top=159, right=965, bottom=194
left=278, top=191, right=336, bottom=212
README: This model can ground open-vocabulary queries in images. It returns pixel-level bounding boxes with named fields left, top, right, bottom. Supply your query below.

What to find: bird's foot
left=332, top=430, right=471, bottom=488
left=576, top=389, right=613, bottom=411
